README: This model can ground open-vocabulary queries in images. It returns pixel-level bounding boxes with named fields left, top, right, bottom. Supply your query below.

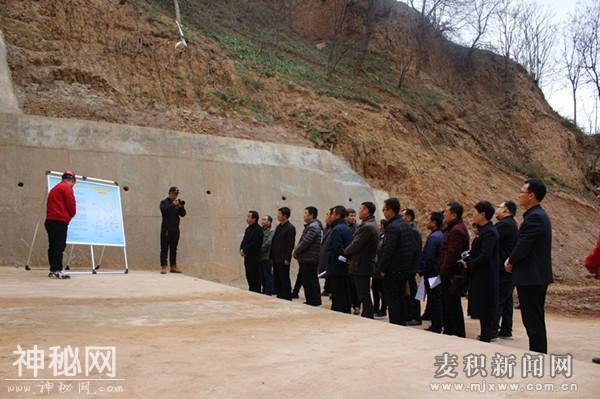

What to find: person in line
left=439, top=201, right=470, bottom=337
left=160, top=186, right=186, bottom=274
left=420, top=211, right=444, bottom=333
left=270, top=207, right=296, bottom=300
left=584, top=232, right=600, bottom=280
left=260, top=215, right=274, bottom=296
left=375, top=198, right=419, bottom=325
left=326, top=206, right=353, bottom=313
left=45, top=170, right=77, bottom=279
left=345, top=202, right=379, bottom=318
left=505, top=179, right=553, bottom=354
left=319, top=209, right=334, bottom=298
left=346, top=208, right=361, bottom=314
left=494, top=201, right=519, bottom=338
left=240, top=211, right=264, bottom=293
left=464, top=201, right=499, bottom=343
left=372, top=219, right=388, bottom=318
left=402, top=208, right=423, bottom=326
left=292, top=206, right=323, bottom=306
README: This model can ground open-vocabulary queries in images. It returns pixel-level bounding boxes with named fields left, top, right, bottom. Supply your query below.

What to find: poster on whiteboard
left=47, top=175, right=126, bottom=247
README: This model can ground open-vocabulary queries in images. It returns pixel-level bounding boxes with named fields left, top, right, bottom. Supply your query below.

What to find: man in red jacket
left=585, top=233, right=600, bottom=280
left=45, top=170, right=77, bottom=279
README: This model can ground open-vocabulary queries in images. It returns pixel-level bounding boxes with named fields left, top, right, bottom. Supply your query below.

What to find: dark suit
left=376, top=215, right=419, bottom=325
left=467, top=223, right=499, bottom=342
left=240, top=223, right=264, bottom=293
left=345, top=215, right=379, bottom=318
left=270, top=221, right=296, bottom=300
left=495, top=216, right=518, bottom=335
left=326, top=219, right=354, bottom=313
left=508, top=204, right=553, bottom=353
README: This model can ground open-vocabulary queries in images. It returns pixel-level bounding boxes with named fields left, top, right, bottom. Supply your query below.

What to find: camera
left=460, top=250, right=471, bottom=261
left=178, top=199, right=185, bottom=206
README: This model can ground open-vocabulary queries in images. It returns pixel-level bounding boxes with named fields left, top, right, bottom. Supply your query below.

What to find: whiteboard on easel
left=47, top=174, right=126, bottom=247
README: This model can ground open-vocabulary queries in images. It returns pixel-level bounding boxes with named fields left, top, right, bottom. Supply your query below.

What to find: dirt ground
left=1, top=268, right=599, bottom=398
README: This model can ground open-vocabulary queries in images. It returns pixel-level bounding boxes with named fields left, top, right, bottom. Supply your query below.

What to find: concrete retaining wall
left=0, top=112, right=383, bottom=285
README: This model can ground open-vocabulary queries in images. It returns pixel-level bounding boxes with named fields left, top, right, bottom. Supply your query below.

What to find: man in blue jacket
left=325, top=206, right=353, bottom=313
left=505, top=179, right=553, bottom=354
left=420, top=211, right=444, bottom=333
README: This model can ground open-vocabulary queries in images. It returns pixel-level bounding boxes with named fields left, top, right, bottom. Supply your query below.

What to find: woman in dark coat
left=465, top=201, right=499, bottom=342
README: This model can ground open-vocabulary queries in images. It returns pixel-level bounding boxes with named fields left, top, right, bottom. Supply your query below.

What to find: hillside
left=1, top=0, right=599, bottom=294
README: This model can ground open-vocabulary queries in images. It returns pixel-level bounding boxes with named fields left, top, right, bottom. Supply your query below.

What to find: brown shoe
left=160, top=266, right=168, bottom=274
left=170, top=266, right=182, bottom=274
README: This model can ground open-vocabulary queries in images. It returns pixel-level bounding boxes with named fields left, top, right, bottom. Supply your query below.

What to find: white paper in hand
left=415, top=279, right=426, bottom=301
left=428, top=275, right=442, bottom=289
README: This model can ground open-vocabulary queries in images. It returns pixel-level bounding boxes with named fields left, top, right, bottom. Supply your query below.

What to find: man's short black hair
left=429, top=211, right=443, bottom=229
left=361, top=201, right=376, bottom=216
left=525, top=179, right=547, bottom=202
left=278, top=207, right=291, bottom=219
left=474, top=201, right=495, bottom=221
left=62, top=173, right=75, bottom=182
left=384, top=198, right=401, bottom=215
left=447, top=201, right=464, bottom=219
left=502, top=201, right=517, bottom=216
left=305, top=206, right=318, bottom=219
left=248, top=210, right=259, bottom=222
left=346, top=208, right=356, bottom=215
left=265, top=215, right=273, bottom=223
left=332, top=205, right=347, bottom=219
left=402, top=208, right=416, bottom=221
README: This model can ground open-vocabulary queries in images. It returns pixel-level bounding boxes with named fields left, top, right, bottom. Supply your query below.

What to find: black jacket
left=508, top=205, right=553, bottom=286
left=160, top=197, right=186, bottom=230
left=240, top=223, right=264, bottom=260
left=420, top=229, right=444, bottom=277
left=345, top=215, right=379, bottom=276
left=467, top=222, right=499, bottom=319
left=270, top=221, right=296, bottom=264
left=318, top=226, right=333, bottom=273
left=495, top=216, right=518, bottom=279
left=376, top=215, right=419, bottom=276
left=294, top=219, right=323, bottom=264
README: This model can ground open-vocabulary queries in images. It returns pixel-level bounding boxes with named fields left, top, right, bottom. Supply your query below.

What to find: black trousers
left=292, top=264, right=303, bottom=296
left=45, top=220, right=68, bottom=272
left=349, top=276, right=360, bottom=308
left=517, top=285, right=548, bottom=354
left=160, top=228, right=180, bottom=267
left=260, top=259, right=273, bottom=296
left=329, top=275, right=351, bottom=313
left=442, top=280, right=466, bottom=337
left=244, top=256, right=262, bottom=293
left=353, top=274, right=374, bottom=318
left=497, top=277, right=514, bottom=334
left=425, top=278, right=443, bottom=332
left=406, top=274, right=421, bottom=321
left=273, top=261, right=292, bottom=300
left=383, top=274, right=409, bottom=325
left=479, top=316, right=495, bottom=342
left=372, top=278, right=386, bottom=313
left=299, top=262, right=321, bottom=306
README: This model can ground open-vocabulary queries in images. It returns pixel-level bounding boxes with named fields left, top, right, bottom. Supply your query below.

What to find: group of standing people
left=238, top=178, right=556, bottom=354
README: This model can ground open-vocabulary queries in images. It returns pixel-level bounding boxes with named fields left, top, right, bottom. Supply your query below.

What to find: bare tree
left=326, top=0, right=355, bottom=79
left=514, top=2, right=556, bottom=86
left=353, top=0, right=378, bottom=75
left=463, top=0, right=501, bottom=55
left=562, top=19, right=583, bottom=125
left=576, top=0, right=600, bottom=104
left=493, top=0, right=521, bottom=66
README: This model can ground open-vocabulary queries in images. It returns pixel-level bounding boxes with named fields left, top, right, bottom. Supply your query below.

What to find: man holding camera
left=160, top=186, right=186, bottom=274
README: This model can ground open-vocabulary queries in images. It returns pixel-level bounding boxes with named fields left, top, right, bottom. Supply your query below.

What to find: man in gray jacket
left=345, top=202, right=379, bottom=318
left=293, top=206, right=323, bottom=306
